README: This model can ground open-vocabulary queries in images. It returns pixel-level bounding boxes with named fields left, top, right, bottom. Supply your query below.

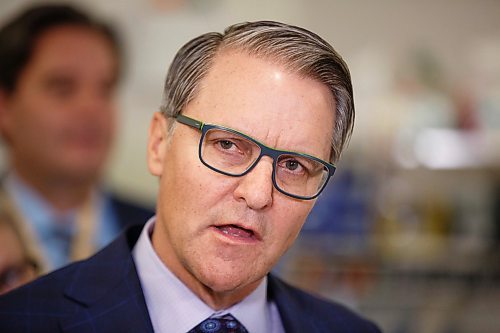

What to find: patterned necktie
left=188, top=313, right=248, bottom=333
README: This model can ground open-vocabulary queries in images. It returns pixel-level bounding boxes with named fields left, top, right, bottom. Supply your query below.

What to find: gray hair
left=160, top=21, right=354, bottom=163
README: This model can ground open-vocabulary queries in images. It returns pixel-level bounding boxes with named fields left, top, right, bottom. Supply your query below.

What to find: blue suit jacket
left=0, top=225, right=381, bottom=333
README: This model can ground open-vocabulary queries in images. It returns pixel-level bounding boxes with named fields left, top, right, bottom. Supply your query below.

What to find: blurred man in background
left=0, top=4, right=153, bottom=274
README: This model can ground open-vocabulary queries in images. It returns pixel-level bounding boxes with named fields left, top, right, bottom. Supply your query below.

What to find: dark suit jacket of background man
left=0, top=224, right=381, bottom=333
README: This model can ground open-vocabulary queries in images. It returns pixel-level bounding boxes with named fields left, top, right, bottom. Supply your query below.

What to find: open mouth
left=214, top=224, right=257, bottom=240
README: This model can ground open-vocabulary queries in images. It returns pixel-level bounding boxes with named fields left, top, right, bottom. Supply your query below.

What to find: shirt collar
left=132, top=218, right=271, bottom=333
left=3, top=172, right=115, bottom=270
left=4, top=172, right=78, bottom=230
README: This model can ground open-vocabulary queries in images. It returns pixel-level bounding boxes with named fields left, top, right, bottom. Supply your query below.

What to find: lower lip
left=211, top=226, right=260, bottom=244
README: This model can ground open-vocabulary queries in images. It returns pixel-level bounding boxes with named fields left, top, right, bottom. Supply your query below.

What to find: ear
left=147, top=112, right=170, bottom=177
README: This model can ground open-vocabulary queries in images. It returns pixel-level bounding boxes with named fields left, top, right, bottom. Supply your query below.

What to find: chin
left=198, top=263, right=263, bottom=295
left=63, top=156, right=105, bottom=177
left=57, top=165, right=102, bottom=185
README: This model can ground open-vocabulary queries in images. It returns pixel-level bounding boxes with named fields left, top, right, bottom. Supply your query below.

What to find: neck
left=12, top=167, right=96, bottom=212
left=151, top=223, right=262, bottom=310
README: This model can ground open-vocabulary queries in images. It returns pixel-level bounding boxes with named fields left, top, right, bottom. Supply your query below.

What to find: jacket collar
left=61, top=225, right=154, bottom=332
left=268, top=274, right=314, bottom=333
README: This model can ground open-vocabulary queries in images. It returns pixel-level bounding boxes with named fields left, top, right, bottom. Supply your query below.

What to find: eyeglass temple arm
left=175, top=114, right=204, bottom=130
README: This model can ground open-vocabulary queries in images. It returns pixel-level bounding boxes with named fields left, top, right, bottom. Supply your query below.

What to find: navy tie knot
left=189, top=313, right=248, bottom=333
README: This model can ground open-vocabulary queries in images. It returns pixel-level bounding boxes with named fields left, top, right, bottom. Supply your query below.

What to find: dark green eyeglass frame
left=174, top=114, right=336, bottom=200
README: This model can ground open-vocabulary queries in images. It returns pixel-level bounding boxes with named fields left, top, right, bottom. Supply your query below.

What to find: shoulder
left=0, top=263, right=80, bottom=331
left=0, top=226, right=144, bottom=332
left=0, top=261, right=77, bottom=301
left=108, top=192, right=155, bottom=227
left=269, top=275, right=381, bottom=332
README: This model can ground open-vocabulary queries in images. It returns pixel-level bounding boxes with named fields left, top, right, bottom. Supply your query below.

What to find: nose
left=233, top=156, right=274, bottom=210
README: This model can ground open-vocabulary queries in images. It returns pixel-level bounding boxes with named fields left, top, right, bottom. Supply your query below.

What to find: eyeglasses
left=174, top=114, right=336, bottom=200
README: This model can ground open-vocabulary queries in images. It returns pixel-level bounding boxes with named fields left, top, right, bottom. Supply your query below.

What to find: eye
left=285, top=159, right=300, bottom=171
left=219, top=140, right=235, bottom=150
left=280, top=158, right=306, bottom=174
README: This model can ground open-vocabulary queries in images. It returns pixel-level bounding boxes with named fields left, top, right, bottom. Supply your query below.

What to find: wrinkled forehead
left=185, top=50, right=335, bottom=160
left=217, top=44, right=331, bottom=90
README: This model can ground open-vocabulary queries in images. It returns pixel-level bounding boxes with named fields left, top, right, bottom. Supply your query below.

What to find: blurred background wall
left=1, top=0, right=499, bottom=332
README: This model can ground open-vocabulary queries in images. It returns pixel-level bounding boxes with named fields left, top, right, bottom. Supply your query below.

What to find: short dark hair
left=161, top=21, right=354, bottom=163
left=0, top=3, right=122, bottom=93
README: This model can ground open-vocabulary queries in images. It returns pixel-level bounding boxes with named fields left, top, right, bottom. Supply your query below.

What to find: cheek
left=28, top=112, right=66, bottom=142
left=7, top=104, right=53, bottom=146
left=175, top=154, right=234, bottom=202
left=17, top=96, right=64, bottom=129
left=268, top=200, right=313, bottom=252
left=159, top=148, right=218, bottom=215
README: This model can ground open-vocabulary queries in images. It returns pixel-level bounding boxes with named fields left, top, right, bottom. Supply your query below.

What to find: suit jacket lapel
left=60, top=226, right=154, bottom=333
left=268, top=274, right=313, bottom=333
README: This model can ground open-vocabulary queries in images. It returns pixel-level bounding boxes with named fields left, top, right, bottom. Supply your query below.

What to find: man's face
left=0, top=25, right=117, bottom=185
left=148, top=51, right=335, bottom=304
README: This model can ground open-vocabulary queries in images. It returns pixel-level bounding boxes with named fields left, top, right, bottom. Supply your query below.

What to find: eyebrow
left=176, top=114, right=334, bottom=166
